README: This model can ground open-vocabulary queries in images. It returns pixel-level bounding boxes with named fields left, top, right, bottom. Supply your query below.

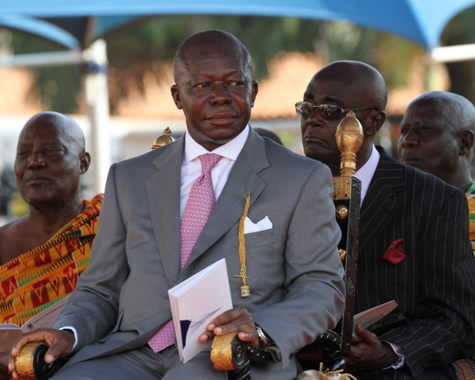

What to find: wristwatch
left=255, top=325, right=272, bottom=347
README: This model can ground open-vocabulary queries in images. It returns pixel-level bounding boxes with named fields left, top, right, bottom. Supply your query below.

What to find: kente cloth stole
left=466, top=182, right=475, bottom=256
left=0, top=194, right=103, bottom=325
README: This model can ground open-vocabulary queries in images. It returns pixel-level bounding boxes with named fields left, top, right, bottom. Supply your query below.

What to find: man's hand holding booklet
left=168, top=258, right=233, bottom=363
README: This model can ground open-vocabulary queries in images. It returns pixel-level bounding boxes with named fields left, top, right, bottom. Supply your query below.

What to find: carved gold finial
left=335, top=111, right=364, bottom=176
left=151, top=127, right=175, bottom=150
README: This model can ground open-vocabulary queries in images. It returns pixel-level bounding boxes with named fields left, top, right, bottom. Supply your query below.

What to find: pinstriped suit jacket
left=353, top=149, right=475, bottom=380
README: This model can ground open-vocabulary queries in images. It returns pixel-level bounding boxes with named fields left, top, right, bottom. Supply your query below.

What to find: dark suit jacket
left=54, top=129, right=346, bottom=379
left=354, top=149, right=475, bottom=380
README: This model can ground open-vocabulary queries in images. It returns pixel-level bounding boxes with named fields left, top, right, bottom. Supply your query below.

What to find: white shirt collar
left=354, top=145, right=380, bottom=204
left=183, top=125, right=250, bottom=164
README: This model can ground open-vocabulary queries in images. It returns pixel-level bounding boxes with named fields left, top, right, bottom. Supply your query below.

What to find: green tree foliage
left=7, top=31, right=82, bottom=113
left=104, top=15, right=425, bottom=114
left=3, top=15, right=438, bottom=114
left=105, top=16, right=322, bottom=112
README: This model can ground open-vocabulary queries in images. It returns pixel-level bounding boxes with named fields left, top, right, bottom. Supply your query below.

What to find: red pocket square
left=381, top=238, right=407, bottom=264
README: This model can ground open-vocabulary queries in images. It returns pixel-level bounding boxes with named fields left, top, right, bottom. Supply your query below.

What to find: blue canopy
left=1, top=0, right=475, bottom=51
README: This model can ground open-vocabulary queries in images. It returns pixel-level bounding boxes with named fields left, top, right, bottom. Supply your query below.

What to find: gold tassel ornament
left=234, top=192, right=251, bottom=297
left=296, top=363, right=358, bottom=380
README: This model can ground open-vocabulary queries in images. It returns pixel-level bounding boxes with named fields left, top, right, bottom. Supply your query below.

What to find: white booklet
left=169, top=258, right=233, bottom=363
left=0, top=297, right=67, bottom=365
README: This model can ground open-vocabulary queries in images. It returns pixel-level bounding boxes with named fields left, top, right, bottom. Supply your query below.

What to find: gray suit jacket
left=54, top=129, right=346, bottom=378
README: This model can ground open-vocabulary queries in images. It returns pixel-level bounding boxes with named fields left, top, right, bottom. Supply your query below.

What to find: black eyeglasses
left=295, top=101, right=377, bottom=120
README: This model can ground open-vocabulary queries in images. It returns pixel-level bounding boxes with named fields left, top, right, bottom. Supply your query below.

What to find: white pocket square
left=244, top=216, right=273, bottom=234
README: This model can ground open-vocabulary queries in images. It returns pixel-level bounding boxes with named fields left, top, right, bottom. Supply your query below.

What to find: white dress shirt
left=180, top=125, right=249, bottom=218
left=354, top=144, right=379, bottom=205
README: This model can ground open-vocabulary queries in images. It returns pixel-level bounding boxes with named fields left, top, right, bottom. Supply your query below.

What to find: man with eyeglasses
left=297, top=60, right=475, bottom=379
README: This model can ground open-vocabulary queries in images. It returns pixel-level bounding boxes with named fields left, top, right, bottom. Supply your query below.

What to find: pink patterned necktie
left=180, top=153, right=222, bottom=269
left=148, top=153, right=222, bottom=353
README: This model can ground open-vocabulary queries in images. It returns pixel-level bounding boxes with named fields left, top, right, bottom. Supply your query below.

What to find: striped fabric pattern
left=353, top=151, right=475, bottom=380
left=465, top=182, right=475, bottom=258
left=0, top=194, right=103, bottom=325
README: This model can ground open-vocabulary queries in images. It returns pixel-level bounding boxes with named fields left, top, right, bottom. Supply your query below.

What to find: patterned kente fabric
left=0, top=194, right=103, bottom=325
left=466, top=182, right=475, bottom=258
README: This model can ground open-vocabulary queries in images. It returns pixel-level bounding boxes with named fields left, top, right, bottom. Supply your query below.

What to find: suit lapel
left=146, top=138, right=183, bottom=286
left=358, top=153, right=405, bottom=255
left=183, top=130, right=268, bottom=271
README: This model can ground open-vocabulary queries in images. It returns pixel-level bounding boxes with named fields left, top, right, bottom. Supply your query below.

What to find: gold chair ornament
left=15, top=342, right=66, bottom=380
left=151, top=127, right=175, bottom=149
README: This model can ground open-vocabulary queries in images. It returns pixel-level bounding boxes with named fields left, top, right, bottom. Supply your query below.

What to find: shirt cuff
left=59, top=326, right=78, bottom=351
left=383, top=341, right=405, bottom=369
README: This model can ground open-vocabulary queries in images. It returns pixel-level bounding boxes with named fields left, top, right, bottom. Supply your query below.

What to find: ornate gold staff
left=332, top=110, right=363, bottom=354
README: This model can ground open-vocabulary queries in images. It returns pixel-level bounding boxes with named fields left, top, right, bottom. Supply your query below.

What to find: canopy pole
left=83, top=39, right=111, bottom=196
left=431, top=43, right=475, bottom=62
left=0, top=50, right=83, bottom=67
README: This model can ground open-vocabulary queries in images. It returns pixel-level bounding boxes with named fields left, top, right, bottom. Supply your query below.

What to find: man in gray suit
left=298, top=60, right=475, bottom=379
left=10, top=30, right=345, bottom=379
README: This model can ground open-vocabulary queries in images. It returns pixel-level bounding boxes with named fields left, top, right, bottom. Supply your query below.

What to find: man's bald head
left=21, top=111, right=86, bottom=154
left=173, top=29, right=253, bottom=83
left=312, top=60, right=388, bottom=111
